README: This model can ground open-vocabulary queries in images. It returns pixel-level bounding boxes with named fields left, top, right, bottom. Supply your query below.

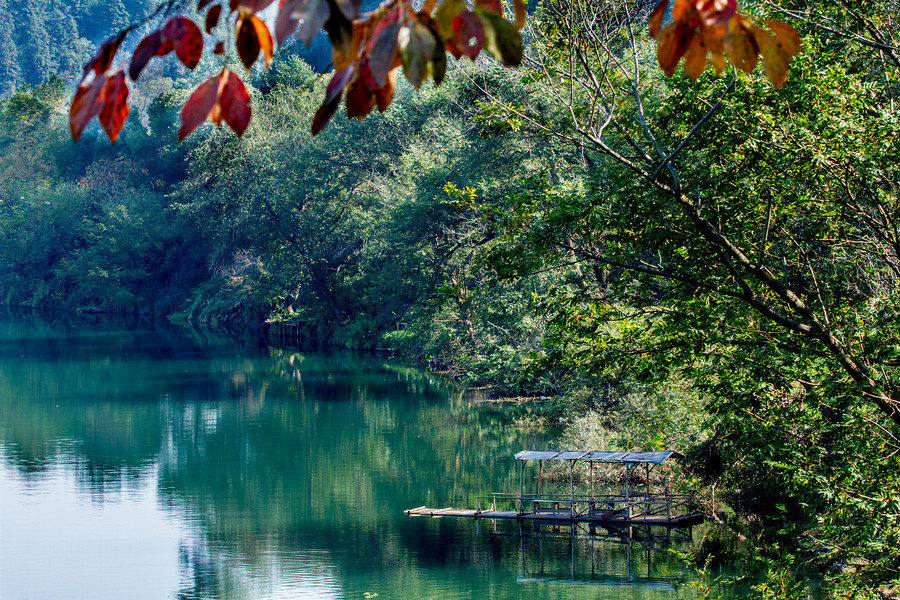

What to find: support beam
left=519, top=459, right=525, bottom=514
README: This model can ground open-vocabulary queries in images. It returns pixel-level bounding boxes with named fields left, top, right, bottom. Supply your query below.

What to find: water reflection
left=0, top=318, right=699, bottom=599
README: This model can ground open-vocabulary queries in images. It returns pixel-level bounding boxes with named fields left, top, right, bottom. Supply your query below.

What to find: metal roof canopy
left=515, top=450, right=683, bottom=465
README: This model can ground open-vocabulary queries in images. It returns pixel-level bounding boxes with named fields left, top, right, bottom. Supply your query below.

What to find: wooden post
left=570, top=460, right=576, bottom=516
left=538, top=461, right=543, bottom=499
left=590, top=461, right=594, bottom=502
left=519, top=459, right=525, bottom=514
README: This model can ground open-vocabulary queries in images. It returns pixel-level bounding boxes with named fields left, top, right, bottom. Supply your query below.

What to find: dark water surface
left=0, top=318, right=699, bottom=599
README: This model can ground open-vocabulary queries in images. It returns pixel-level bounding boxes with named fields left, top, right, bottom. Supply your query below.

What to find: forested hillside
left=1, top=0, right=899, bottom=598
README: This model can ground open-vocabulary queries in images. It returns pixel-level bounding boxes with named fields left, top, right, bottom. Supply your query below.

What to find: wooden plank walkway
left=404, top=506, right=703, bottom=526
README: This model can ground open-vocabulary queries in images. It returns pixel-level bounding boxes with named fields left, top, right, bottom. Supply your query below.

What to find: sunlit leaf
left=725, top=14, right=758, bottom=73
left=98, top=71, right=130, bottom=143
left=657, top=21, right=694, bottom=77
left=765, top=19, right=801, bottom=56
left=682, top=34, right=707, bottom=80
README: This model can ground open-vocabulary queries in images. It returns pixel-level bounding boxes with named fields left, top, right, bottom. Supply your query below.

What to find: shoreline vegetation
left=2, top=1, right=899, bottom=597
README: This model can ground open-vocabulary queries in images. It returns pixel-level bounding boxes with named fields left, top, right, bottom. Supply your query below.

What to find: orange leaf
left=236, top=14, right=262, bottom=69
left=682, top=34, right=707, bottom=80
left=255, top=16, right=275, bottom=67
left=162, top=17, right=204, bottom=69
left=724, top=14, right=758, bottom=73
left=98, top=72, right=130, bottom=143
left=765, top=19, right=801, bottom=57
left=656, top=21, right=694, bottom=77
left=512, top=0, right=527, bottom=28
left=753, top=27, right=790, bottom=87
left=649, top=0, right=669, bottom=39
left=70, top=73, right=108, bottom=141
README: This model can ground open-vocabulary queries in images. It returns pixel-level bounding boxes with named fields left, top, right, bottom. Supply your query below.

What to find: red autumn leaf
left=217, top=71, right=252, bottom=135
left=98, top=72, right=130, bottom=143
left=229, top=0, right=241, bottom=10
left=236, top=14, right=274, bottom=69
left=333, top=20, right=367, bottom=72
left=179, top=73, right=222, bottom=140
left=276, top=0, right=331, bottom=45
left=70, top=73, right=108, bottom=141
left=452, top=10, right=484, bottom=58
left=206, top=5, right=222, bottom=32
left=345, top=71, right=376, bottom=119
left=130, top=32, right=168, bottom=80
left=163, top=16, right=204, bottom=69
left=82, top=32, right=126, bottom=81
left=178, top=70, right=252, bottom=140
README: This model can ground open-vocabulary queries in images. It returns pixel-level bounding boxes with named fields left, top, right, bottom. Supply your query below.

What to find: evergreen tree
left=0, top=0, right=21, bottom=96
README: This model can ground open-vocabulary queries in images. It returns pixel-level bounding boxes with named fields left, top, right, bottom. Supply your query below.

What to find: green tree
left=471, top=0, right=900, bottom=593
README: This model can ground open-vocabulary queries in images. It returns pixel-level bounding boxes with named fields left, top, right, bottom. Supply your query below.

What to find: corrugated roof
left=514, top=450, right=683, bottom=465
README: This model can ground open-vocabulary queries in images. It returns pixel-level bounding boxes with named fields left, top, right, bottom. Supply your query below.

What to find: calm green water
left=0, top=317, right=700, bottom=600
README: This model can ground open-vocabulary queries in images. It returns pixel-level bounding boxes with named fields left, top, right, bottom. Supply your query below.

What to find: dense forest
left=1, top=0, right=899, bottom=598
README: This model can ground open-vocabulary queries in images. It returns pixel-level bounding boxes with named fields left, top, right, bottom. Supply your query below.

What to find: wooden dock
left=405, top=450, right=704, bottom=528
left=405, top=506, right=703, bottom=527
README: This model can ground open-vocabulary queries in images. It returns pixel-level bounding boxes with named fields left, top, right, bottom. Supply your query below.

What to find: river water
left=0, top=317, right=700, bottom=599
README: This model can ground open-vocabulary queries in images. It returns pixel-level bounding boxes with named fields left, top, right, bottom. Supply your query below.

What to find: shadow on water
left=0, top=314, right=710, bottom=600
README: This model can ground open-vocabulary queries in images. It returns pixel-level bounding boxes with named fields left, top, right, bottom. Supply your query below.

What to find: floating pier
left=405, top=450, right=704, bottom=527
